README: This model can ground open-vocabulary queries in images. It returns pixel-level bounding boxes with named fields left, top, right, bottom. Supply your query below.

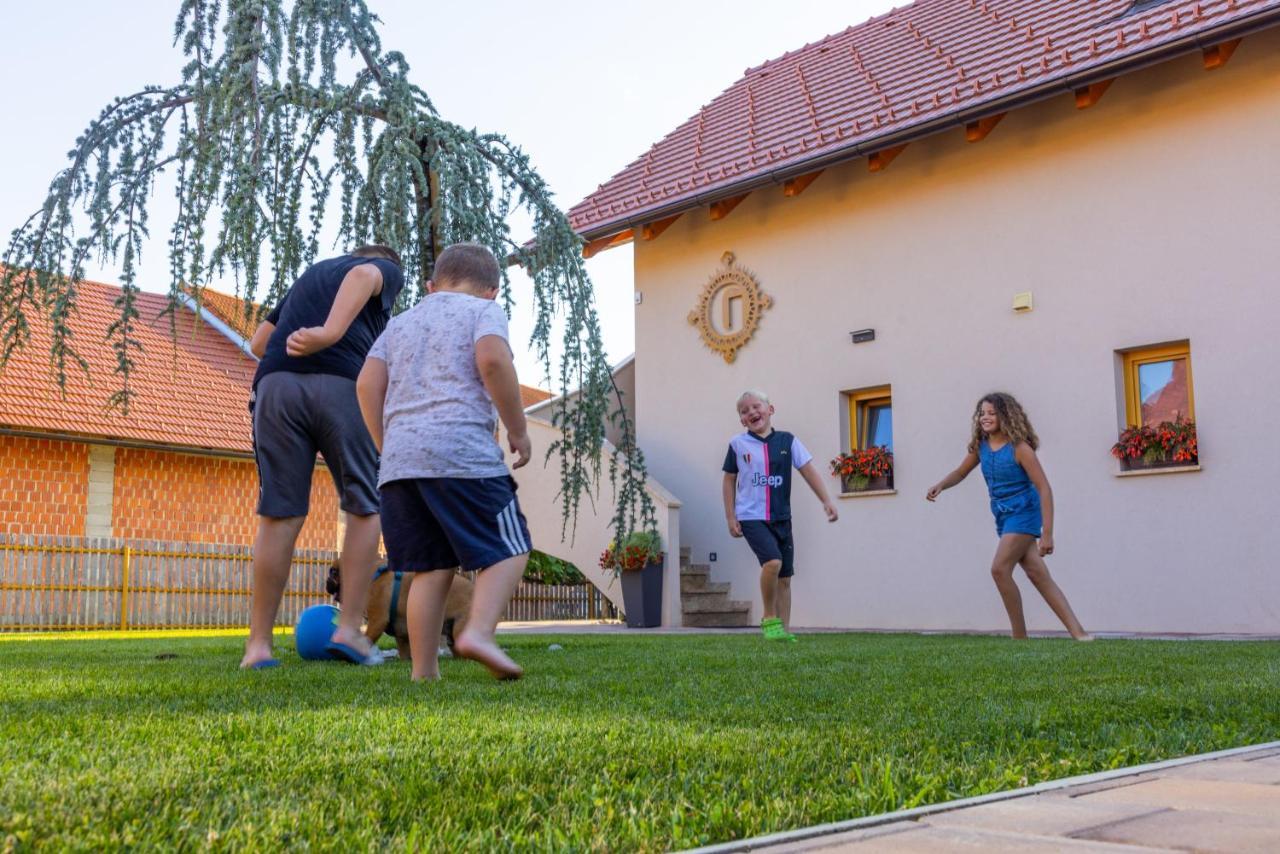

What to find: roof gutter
left=579, top=8, right=1280, bottom=241
left=0, top=426, right=255, bottom=461
left=178, top=293, right=259, bottom=361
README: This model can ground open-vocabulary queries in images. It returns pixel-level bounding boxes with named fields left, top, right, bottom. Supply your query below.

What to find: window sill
left=1114, top=464, right=1201, bottom=478
left=838, top=489, right=897, bottom=499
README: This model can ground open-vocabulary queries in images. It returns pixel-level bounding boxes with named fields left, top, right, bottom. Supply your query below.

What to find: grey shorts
left=251, top=371, right=380, bottom=518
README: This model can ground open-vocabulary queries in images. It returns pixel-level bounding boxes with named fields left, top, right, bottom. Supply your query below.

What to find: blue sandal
left=326, top=640, right=383, bottom=666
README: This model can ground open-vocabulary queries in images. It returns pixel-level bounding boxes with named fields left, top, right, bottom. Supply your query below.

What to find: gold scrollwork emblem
left=687, top=251, right=772, bottom=363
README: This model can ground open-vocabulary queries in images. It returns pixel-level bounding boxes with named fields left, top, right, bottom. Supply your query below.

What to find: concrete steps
left=679, top=550, right=751, bottom=628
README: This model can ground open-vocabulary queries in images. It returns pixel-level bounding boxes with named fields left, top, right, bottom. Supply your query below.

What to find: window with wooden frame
left=1121, top=342, right=1194, bottom=428
left=847, top=386, right=893, bottom=451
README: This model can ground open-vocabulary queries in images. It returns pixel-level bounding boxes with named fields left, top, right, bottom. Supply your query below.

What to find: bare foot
left=454, top=632, right=523, bottom=680
left=329, top=627, right=377, bottom=658
left=240, top=643, right=276, bottom=669
left=1074, top=633, right=1095, bottom=642
left=411, top=671, right=441, bottom=682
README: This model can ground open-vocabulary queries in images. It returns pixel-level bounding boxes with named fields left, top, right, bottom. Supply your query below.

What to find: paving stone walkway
left=700, top=743, right=1280, bottom=853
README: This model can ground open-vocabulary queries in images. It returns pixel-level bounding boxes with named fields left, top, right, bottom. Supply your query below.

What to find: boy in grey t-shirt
left=357, top=243, right=532, bottom=681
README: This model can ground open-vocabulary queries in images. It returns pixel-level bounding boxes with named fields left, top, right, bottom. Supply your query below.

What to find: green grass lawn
left=1, top=632, right=1277, bottom=851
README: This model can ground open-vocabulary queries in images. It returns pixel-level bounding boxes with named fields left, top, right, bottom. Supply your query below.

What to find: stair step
left=679, top=545, right=692, bottom=564
left=680, top=577, right=729, bottom=594
left=681, top=594, right=753, bottom=615
left=682, top=608, right=752, bottom=628
left=684, top=564, right=711, bottom=574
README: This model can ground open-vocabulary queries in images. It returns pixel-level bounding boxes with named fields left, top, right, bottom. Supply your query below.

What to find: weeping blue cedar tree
left=0, top=0, right=655, bottom=544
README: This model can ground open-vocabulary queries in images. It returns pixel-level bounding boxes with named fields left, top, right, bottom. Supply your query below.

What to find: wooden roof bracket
left=965, top=113, right=1005, bottom=142
left=782, top=170, right=824, bottom=197
left=1203, top=38, right=1242, bottom=70
left=641, top=213, right=683, bottom=241
left=709, top=193, right=750, bottom=221
left=867, top=144, right=908, bottom=172
left=582, top=229, right=634, bottom=259
left=1074, top=78, right=1114, bottom=109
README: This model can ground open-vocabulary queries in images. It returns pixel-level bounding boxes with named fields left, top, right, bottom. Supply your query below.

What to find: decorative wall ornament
left=687, top=252, right=772, bottom=363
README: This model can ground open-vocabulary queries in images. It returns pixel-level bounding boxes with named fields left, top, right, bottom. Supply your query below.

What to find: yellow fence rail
left=1, top=535, right=617, bottom=632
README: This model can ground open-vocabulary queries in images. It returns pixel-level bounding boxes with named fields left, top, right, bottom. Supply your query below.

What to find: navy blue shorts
left=739, top=519, right=795, bottom=578
left=380, top=476, right=532, bottom=573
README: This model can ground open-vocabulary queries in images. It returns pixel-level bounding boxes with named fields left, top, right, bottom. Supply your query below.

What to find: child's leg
left=406, top=569, right=455, bottom=681
left=454, top=553, right=527, bottom=679
left=777, top=578, right=792, bottom=630
left=329, top=511, right=382, bottom=656
left=1018, top=544, right=1092, bottom=640
left=759, top=559, right=783, bottom=620
left=241, top=515, right=305, bottom=667
left=990, top=534, right=1033, bottom=638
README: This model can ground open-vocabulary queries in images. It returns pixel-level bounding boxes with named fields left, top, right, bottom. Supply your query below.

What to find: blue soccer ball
left=295, top=604, right=340, bottom=661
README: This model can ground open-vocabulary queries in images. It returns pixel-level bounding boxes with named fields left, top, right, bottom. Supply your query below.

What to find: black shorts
left=739, top=519, right=795, bottom=578
left=380, top=476, right=532, bottom=573
left=252, top=372, right=380, bottom=517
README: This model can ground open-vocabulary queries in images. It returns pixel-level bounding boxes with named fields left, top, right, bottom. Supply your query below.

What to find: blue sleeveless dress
left=978, top=439, right=1042, bottom=537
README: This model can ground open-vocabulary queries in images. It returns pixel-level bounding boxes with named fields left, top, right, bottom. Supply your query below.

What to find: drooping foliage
left=0, top=0, right=654, bottom=541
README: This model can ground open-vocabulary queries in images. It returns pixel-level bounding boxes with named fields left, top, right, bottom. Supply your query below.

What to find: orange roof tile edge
left=569, top=0, right=1280, bottom=240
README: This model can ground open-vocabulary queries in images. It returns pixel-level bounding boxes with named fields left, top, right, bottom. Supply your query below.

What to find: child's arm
left=1015, top=443, right=1055, bottom=555
left=722, top=473, right=742, bottom=537
left=286, top=264, right=383, bottom=356
left=249, top=320, right=274, bottom=359
left=797, top=461, right=838, bottom=522
left=356, top=356, right=389, bottom=453
left=475, top=335, right=531, bottom=469
left=926, top=452, right=979, bottom=501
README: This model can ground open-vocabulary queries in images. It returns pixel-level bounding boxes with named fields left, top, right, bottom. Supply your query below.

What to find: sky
left=0, top=0, right=898, bottom=386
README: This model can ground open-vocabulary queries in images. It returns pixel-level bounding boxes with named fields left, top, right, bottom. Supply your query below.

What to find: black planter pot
left=619, top=560, right=664, bottom=628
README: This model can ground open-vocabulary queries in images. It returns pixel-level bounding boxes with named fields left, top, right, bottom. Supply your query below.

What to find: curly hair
left=968, top=392, right=1039, bottom=453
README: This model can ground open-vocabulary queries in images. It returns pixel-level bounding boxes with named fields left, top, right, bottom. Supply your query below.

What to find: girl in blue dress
left=927, top=393, right=1092, bottom=641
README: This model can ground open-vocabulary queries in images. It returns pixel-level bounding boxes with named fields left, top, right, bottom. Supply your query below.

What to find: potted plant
left=600, top=530, right=664, bottom=628
left=829, top=446, right=894, bottom=493
left=1111, top=419, right=1198, bottom=471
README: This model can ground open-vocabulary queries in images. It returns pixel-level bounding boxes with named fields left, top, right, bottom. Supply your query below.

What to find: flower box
left=1111, top=419, right=1198, bottom=471
left=831, top=447, right=894, bottom=494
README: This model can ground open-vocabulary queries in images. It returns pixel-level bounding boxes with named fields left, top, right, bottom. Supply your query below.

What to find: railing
left=0, top=535, right=616, bottom=632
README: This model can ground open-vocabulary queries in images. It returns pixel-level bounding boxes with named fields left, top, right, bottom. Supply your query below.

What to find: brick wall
left=0, top=435, right=89, bottom=536
left=112, top=448, right=340, bottom=549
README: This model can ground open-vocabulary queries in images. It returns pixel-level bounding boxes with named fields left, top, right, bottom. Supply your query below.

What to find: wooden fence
left=0, top=535, right=615, bottom=632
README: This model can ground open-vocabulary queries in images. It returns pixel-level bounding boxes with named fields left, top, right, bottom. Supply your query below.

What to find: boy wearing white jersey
left=723, top=390, right=838, bottom=641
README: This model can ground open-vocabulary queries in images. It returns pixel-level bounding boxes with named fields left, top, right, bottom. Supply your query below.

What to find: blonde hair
left=736, top=389, right=770, bottom=407
left=968, top=392, right=1040, bottom=453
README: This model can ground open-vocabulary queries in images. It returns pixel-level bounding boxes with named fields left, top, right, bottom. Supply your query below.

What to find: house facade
left=0, top=280, right=341, bottom=549
left=565, top=1, right=1280, bottom=633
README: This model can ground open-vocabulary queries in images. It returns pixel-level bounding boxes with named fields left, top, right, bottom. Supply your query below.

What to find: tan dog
left=327, top=562, right=473, bottom=662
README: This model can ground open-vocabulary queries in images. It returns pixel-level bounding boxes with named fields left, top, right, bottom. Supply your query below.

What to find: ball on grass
left=295, top=604, right=340, bottom=661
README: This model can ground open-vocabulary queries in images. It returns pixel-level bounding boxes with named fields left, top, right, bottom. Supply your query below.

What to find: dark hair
left=433, top=242, right=500, bottom=292
left=351, top=244, right=402, bottom=267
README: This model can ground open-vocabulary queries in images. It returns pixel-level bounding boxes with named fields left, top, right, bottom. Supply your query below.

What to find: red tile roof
left=520, top=384, right=553, bottom=408
left=569, top=0, right=1280, bottom=239
left=184, top=285, right=263, bottom=340
left=0, top=279, right=257, bottom=454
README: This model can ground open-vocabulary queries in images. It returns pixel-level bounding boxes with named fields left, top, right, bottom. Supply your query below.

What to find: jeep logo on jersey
left=752, top=473, right=783, bottom=488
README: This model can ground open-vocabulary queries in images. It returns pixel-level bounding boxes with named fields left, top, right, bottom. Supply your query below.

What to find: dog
left=326, top=560, right=473, bottom=662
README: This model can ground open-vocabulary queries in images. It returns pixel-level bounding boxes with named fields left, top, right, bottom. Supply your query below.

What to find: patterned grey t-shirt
left=367, top=291, right=511, bottom=483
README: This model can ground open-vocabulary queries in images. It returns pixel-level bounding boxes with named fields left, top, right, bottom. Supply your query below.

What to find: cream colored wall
left=632, top=30, right=1280, bottom=634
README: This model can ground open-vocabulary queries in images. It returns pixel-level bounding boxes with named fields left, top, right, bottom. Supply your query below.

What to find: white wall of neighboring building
left=629, top=30, right=1280, bottom=634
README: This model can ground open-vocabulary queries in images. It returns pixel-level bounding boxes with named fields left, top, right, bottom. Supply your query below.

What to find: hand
left=926, top=484, right=942, bottom=502
left=823, top=502, right=838, bottom=523
left=1038, top=534, right=1054, bottom=557
left=286, top=326, right=333, bottom=357
left=508, top=431, right=531, bottom=469
left=727, top=518, right=742, bottom=538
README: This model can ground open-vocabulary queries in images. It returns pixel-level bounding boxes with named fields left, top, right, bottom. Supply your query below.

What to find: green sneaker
left=761, top=617, right=789, bottom=642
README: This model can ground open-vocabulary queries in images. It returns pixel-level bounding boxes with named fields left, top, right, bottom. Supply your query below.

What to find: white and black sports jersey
left=722, top=430, right=813, bottom=521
